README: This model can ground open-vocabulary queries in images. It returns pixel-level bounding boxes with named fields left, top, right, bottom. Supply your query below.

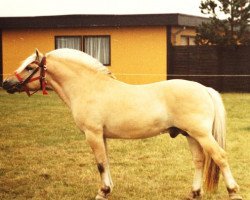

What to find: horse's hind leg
left=186, top=136, right=205, bottom=200
left=196, top=135, right=242, bottom=200
left=85, top=130, right=113, bottom=200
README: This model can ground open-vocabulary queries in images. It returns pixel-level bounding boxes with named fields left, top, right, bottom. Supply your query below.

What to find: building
left=0, top=14, right=209, bottom=85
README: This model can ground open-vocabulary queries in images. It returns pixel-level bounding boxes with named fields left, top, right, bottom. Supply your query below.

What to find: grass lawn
left=0, top=90, right=249, bottom=200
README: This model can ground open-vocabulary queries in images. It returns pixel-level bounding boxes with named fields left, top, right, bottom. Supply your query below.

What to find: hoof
left=185, top=189, right=202, bottom=200
left=95, top=194, right=108, bottom=200
left=95, top=186, right=110, bottom=200
left=227, top=187, right=243, bottom=200
left=185, top=196, right=202, bottom=200
left=229, top=193, right=243, bottom=200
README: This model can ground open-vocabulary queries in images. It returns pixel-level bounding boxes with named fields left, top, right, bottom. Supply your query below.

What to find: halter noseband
left=14, top=57, right=48, bottom=96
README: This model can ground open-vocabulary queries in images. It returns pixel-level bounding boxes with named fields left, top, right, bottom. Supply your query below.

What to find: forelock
left=16, top=54, right=37, bottom=73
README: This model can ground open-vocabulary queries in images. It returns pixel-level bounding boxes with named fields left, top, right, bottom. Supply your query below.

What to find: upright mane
left=47, top=48, right=115, bottom=78
left=16, top=48, right=115, bottom=78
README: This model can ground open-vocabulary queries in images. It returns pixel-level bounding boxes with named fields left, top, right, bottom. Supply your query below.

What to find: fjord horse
left=3, top=49, right=242, bottom=200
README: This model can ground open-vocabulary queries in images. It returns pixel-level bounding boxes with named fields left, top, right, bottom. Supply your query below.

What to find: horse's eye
left=26, top=66, right=33, bottom=71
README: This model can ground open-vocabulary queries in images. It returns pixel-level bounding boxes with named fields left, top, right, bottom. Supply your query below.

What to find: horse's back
left=136, top=79, right=211, bottom=106
left=148, top=79, right=207, bottom=93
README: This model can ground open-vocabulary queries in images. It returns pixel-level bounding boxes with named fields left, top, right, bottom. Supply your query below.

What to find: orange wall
left=3, top=26, right=167, bottom=84
left=2, top=29, right=55, bottom=78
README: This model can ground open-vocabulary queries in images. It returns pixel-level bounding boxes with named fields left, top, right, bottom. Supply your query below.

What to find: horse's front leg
left=85, top=130, right=113, bottom=200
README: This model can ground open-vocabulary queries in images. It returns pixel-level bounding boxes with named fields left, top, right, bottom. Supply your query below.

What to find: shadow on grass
left=242, top=126, right=250, bottom=131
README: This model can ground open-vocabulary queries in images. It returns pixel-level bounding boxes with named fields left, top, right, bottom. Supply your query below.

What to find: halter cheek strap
left=39, top=57, right=48, bottom=95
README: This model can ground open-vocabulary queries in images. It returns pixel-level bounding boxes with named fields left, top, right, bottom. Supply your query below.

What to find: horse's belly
left=103, top=114, right=170, bottom=139
left=102, top=85, right=172, bottom=139
left=104, top=127, right=166, bottom=139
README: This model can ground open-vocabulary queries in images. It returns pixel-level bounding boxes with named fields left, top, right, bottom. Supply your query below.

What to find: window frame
left=180, top=35, right=196, bottom=46
left=55, top=35, right=111, bottom=66
left=55, top=35, right=83, bottom=51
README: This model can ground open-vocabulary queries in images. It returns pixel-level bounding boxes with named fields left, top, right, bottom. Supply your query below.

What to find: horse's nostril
left=2, top=80, right=9, bottom=89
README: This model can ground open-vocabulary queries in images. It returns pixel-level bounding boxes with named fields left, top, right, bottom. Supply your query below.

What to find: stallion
left=3, top=48, right=242, bottom=200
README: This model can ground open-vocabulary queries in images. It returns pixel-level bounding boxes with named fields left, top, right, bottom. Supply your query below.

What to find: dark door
left=0, top=30, right=2, bottom=86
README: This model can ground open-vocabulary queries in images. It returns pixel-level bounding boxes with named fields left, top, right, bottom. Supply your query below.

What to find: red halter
left=14, top=57, right=48, bottom=96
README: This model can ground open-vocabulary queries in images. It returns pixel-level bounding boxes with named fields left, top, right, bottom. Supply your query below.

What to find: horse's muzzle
left=2, top=80, right=20, bottom=94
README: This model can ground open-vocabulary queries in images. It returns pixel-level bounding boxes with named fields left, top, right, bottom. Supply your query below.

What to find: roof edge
left=0, top=13, right=209, bottom=29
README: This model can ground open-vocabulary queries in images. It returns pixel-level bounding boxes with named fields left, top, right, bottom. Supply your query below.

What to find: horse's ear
left=35, top=48, right=42, bottom=62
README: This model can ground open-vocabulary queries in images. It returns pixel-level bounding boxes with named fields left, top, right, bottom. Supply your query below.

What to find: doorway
left=0, top=30, right=2, bottom=86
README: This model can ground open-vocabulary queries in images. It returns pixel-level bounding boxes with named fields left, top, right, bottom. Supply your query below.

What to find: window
left=55, top=35, right=111, bottom=66
left=84, top=36, right=110, bottom=66
left=180, top=36, right=196, bottom=46
left=189, top=37, right=196, bottom=45
left=181, top=36, right=188, bottom=45
left=55, top=36, right=82, bottom=50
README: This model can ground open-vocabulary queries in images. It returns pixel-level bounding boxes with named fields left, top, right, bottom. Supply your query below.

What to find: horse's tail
left=204, top=87, right=226, bottom=192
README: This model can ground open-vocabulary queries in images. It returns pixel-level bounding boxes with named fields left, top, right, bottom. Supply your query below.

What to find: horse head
left=3, top=49, right=48, bottom=96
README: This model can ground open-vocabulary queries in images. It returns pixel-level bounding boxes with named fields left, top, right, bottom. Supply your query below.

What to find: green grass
left=0, top=90, right=249, bottom=200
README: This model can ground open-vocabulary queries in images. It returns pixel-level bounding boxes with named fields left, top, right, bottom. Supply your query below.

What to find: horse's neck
left=46, top=57, right=106, bottom=107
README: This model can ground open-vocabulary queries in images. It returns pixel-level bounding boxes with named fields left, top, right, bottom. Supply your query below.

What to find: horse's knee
left=212, top=150, right=228, bottom=168
left=197, top=136, right=229, bottom=168
left=191, top=150, right=205, bottom=169
left=193, top=158, right=204, bottom=169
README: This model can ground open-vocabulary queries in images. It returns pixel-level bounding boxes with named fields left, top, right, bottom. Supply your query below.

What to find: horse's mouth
left=6, top=88, right=17, bottom=94
left=4, top=86, right=18, bottom=94
left=2, top=81, right=19, bottom=94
